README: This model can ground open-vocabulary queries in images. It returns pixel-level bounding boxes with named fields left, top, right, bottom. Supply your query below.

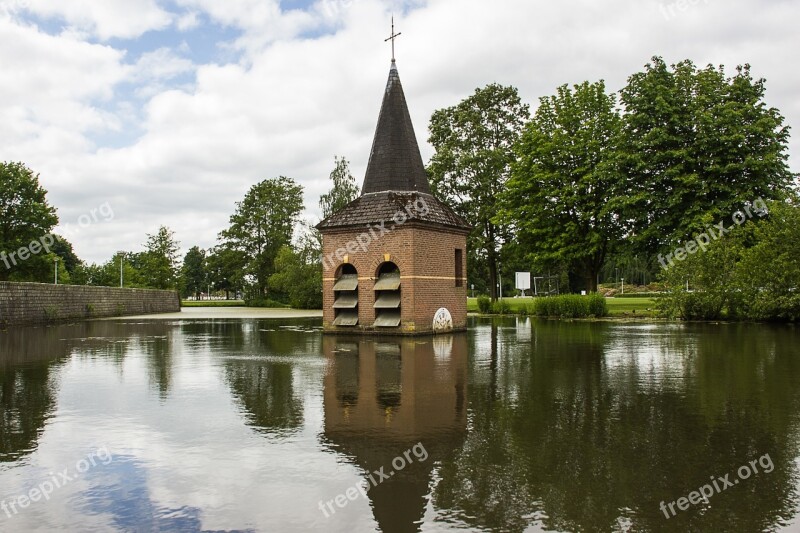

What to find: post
left=621, top=278, right=624, bottom=295
left=499, top=271, right=503, bottom=300
left=120, top=254, right=123, bottom=288
left=54, top=257, right=58, bottom=285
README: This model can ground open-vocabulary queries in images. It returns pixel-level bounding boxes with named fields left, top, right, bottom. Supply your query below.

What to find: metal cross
left=384, top=16, right=402, bottom=61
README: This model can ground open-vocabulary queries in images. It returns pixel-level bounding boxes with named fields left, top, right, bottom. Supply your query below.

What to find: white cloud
left=176, top=11, right=200, bottom=32
left=0, top=0, right=797, bottom=265
left=21, top=0, right=173, bottom=40
left=132, top=48, right=194, bottom=82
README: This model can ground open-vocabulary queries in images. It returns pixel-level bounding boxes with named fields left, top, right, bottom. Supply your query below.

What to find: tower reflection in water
left=321, top=334, right=468, bottom=532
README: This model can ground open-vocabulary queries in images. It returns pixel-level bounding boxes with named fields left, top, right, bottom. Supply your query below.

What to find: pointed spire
left=361, top=61, right=431, bottom=195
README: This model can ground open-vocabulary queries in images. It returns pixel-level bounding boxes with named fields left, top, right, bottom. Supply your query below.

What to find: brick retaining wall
left=0, top=282, right=180, bottom=328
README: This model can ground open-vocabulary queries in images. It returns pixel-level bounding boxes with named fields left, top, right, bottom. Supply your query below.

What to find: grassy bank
left=181, top=300, right=246, bottom=307
left=467, top=297, right=657, bottom=317
left=183, top=296, right=656, bottom=316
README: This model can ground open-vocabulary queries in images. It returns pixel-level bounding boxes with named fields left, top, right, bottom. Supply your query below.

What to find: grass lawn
left=605, top=297, right=657, bottom=316
left=181, top=300, right=246, bottom=307
left=466, top=297, right=657, bottom=317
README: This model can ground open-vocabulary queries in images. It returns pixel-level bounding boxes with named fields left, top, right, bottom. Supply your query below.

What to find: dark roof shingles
left=361, top=62, right=431, bottom=195
left=317, top=192, right=471, bottom=231
left=319, top=62, right=471, bottom=232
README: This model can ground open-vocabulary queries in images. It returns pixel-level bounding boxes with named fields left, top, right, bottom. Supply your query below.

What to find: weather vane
left=385, top=16, right=402, bottom=62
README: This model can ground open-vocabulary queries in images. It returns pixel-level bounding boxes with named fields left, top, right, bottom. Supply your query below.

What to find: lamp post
left=498, top=266, right=503, bottom=300
left=54, top=257, right=59, bottom=285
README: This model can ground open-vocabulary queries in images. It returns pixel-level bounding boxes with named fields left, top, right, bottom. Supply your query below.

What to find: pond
left=1, top=317, right=799, bottom=532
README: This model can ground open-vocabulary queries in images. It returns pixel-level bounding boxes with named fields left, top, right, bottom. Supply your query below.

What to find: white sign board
left=515, top=272, right=531, bottom=291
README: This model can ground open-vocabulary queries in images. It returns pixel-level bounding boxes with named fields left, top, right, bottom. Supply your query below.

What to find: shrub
left=742, top=293, right=800, bottom=322
left=587, top=293, right=609, bottom=317
left=490, top=299, right=512, bottom=315
left=245, top=297, right=291, bottom=308
left=665, top=291, right=725, bottom=320
left=532, top=294, right=608, bottom=318
left=477, top=295, right=491, bottom=313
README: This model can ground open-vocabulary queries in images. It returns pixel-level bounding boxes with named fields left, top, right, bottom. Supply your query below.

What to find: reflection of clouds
left=603, top=324, right=694, bottom=388
left=81, top=454, right=253, bottom=532
left=0, top=319, right=349, bottom=531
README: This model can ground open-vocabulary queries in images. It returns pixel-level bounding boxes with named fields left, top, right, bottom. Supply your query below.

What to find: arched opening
left=374, top=262, right=401, bottom=327
left=333, top=264, right=358, bottom=326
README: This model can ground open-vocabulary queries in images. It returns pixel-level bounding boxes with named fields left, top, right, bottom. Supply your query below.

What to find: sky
left=0, top=0, right=797, bottom=264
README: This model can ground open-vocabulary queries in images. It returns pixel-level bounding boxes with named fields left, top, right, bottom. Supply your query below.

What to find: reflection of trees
left=0, top=326, right=72, bottom=462
left=221, top=320, right=319, bottom=434
left=0, top=320, right=165, bottom=461
left=225, top=361, right=302, bottom=432
left=434, top=317, right=800, bottom=532
left=141, top=333, right=173, bottom=400
left=0, top=364, right=57, bottom=462
left=321, top=335, right=468, bottom=533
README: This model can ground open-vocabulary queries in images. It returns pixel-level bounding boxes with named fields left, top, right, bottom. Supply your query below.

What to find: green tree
left=657, top=198, right=800, bottom=321
left=736, top=199, right=800, bottom=320
left=219, top=177, right=304, bottom=299
left=656, top=227, right=747, bottom=320
left=0, top=162, right=58, bottom=281
left=319, top=156, right=359, bottom=219
left=619, top=58, right=793, bottom=257
left=268, top=245, right=322, bottom=309
left=51, top=236, right=81, bottom=276
left=141, top=226, right=180, bottom=290
left=500, top=81, right=624, bottom=293
left=207, top=245, right=246, bottom=300
left=181, top=246, right=206, bottom=300
left=77, top=251, right=143, bottom=288
left=428, top=84, right=530, bottom=300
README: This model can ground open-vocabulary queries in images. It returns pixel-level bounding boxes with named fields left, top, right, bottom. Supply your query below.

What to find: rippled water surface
left=1, top=317, right=799, bottom=532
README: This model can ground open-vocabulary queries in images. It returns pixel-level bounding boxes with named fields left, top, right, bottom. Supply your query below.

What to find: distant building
left=317, top=59, right=471, bottom=335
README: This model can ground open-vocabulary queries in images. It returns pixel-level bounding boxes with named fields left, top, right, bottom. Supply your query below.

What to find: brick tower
left=317, top=59, right=471, bottom=335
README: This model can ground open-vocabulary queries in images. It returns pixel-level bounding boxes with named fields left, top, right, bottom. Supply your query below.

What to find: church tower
left=317, top=56, right=471, bottom=335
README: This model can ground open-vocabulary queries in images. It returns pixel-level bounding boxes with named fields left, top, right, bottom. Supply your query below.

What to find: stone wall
left=0, top=282, right=180, bottom=328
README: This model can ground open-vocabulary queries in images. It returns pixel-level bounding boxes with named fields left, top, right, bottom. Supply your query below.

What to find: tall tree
left=736, top=199, right=800, bottom=320
left=220, top=177, right=304, bottom=298
left=51, top=235, right=81, bottom=275
left=206, top=245, right=246, bottom=300
left=0, top=161, right=58, bottom=281
left=619, top=58, right=794, bottom=257
left=500, top=81, right=624, bottom=293
left=181, top=246, right=206, bottom=300
left=319, top=156, right=360, bottom=219
left=268, top=245, right=323, bottom=309
left=141, top=226, right=180, bottom=290
left=428, top=84, right=529, bottom=300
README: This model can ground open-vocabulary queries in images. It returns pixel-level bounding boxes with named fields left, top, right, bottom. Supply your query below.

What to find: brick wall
left=0, top=282, right=180, bottom=328
left=321, top=223, right=468, bottom=334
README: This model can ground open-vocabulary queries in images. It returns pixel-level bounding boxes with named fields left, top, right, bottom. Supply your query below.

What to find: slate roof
left=317, top=60, right=471, bottom=233
left=362, top=60, right=431, bottom=194
left=317, top=191, right=471, bottom=232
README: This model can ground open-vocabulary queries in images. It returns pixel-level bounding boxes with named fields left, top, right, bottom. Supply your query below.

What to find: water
left=1, top=317, right=799, bottom=532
